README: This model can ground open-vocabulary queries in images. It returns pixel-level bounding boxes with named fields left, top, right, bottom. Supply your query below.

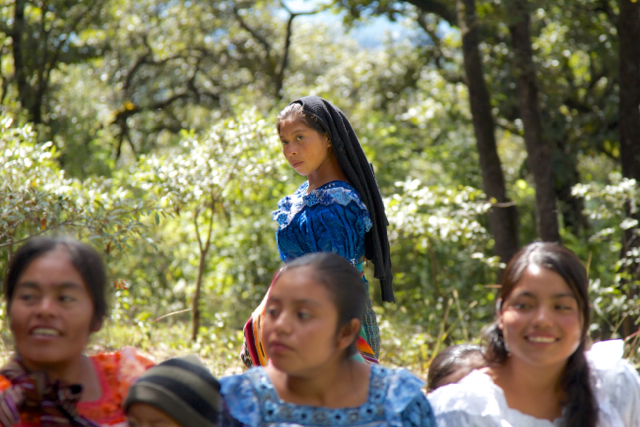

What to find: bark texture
left=618, top=0, right=640, bottom=337
left=507, top=0, right=560, bottom=242
left=618, top=0, right=640, bottom=184
left=11, top=0, right=30, bottom=120
left=457, top=0, right=520, bottom=265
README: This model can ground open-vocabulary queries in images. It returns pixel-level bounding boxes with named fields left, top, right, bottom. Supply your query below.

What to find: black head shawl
left=290, top=96, right=395, bottom=302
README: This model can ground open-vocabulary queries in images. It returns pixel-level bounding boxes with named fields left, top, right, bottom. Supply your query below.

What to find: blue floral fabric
left=220, top=365, right=437, bottom=427
left=272, top=180, right=380, bottom=356
left=273, top=181, right=372, bottom=266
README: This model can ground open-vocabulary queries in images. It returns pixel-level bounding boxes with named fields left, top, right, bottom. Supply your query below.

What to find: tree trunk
left=191, top=249, right=207, bottom=341
left=554, top=136, right=588, bottom=234
left=11, top=0, right=31, bottom=121
left=618, top=0, right=640, bottom=338
left=618, top=0, right=640, bottom=184
left=457, top=0, right=520, bottom=266
left=506, top=0, right=560, bottom=243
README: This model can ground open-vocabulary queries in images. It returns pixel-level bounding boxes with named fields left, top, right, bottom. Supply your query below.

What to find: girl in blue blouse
left=224, top=253, right=435, bottom=427
left=241, top=97, right=394, bottom=368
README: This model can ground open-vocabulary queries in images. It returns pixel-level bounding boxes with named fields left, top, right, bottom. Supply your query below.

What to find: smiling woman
left=0, top=237, right=154, bottom=427
left=428, top=242, right=640, bottom=427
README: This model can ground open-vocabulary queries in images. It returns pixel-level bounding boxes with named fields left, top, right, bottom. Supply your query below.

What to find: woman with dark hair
left=429, top=242, right=640, bottom=427
left=224, top=253, right=435, bottom=427
left=0, top=236, right=154, bottom=426
left=426, top=344, right=484, bottom=392
left=242, top=96, right=393, bottom=367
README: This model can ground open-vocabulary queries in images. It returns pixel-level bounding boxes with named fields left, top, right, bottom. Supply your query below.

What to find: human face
left=127, top=403, right=181, bottom=427
left=263, top=267, right=348, bottom=374
left=279, top=118, right=331, bottom=176
left=498, top=265, right=583, bottom=370
left=9, top=248, right=96, bottom=369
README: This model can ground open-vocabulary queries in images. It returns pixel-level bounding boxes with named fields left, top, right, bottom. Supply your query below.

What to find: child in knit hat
left=124, top=355, right=222, bottom=427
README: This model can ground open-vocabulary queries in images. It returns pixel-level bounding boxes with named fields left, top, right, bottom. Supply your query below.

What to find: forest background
left=1, top=0, right=640, bottom=376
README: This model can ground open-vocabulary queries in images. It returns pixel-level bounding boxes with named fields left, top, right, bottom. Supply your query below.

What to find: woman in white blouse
left=429, top=242, right=640, bottom=427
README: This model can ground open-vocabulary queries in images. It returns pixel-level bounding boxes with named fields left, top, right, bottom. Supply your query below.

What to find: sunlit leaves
left=572, top=176, right=640, bottom=339
left=386, top=179, right=490, bottom=242
left=135, top=109, right=284, bottom=208
left=0, top=116, right=157, bottom=260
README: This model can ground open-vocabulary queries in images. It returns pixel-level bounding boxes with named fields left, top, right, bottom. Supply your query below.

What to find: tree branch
left=203, top=196, right=216, bottom=255
left=405, top=0, right=457, bottom=26
left=415, top=11, right=465, bottom=85
left=193, top=207, right=204, bottom=253
left=594, top=0, right=618, bottom=27
left=233, top=6, right=274, bottom=66
left=40, top=4, right=97, bottom=115
left=0, top=220, right=76, bottom=248
left=496, top=119, right=521, bottom=135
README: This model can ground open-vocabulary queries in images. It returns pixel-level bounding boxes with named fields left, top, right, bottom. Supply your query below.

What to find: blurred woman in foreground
left=0, top=237, right=153, bottom=426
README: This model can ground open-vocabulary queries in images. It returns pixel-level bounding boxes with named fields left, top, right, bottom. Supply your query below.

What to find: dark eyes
left=18, top=293, right=36, bottom=302
left=266, top=307, right=311, bottom=320
left=280, top=135, right=304, bottom=145
left=16, top=293, right=75, bottom=303
left=512, top=302, right=574, bottom=311
left=266, top=307, right=279, bottom=316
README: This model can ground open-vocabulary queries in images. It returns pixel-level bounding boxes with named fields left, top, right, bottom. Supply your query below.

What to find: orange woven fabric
left=0, top=347, right=154, bottom=427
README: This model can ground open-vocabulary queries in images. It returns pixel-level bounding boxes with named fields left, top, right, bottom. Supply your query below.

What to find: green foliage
left=572, top=176, right=640, bottom=348
left=1, top=0, right=638, bottom=371
left=119, top=110, right=290, bottom=338
left=0, top=116, right=156, bottom=263
left=378, top=179, right=499, bottom=370
left=135, top=110, right=283, bottom=209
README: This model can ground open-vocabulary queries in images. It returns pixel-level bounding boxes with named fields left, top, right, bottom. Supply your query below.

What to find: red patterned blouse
left=0, top=347, right=154, bottom=427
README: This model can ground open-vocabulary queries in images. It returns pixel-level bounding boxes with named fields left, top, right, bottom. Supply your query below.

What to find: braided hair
left=484, top=242, right=597, bottom=427
left=277, top=96, right=394, bottom=302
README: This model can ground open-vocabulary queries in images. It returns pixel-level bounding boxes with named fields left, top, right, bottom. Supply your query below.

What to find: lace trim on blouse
left=273, top=181, right=372, bottom=231
left=429, top=340, right=640, bottom=427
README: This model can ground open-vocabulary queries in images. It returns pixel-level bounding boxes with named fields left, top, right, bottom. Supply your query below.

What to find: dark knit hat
left=124, top=355, right=222, bottom=427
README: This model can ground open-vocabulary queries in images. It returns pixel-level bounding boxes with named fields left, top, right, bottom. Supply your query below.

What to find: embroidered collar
left=249, top=364, right=389, bottom=426
left=272, top=181, right=370, bottom=230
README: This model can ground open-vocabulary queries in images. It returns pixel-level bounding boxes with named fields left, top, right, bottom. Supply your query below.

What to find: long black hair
left=280, top=252, right=365, bottom=357
left=484, top=242, right=596, bottom=427
left=277, top=96, right=394, bottom=302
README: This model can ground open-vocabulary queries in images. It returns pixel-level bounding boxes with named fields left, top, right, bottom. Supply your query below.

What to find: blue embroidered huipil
left=220, top=365, right=437, bottom=427
left=272, top=181, right=380, bottom=356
